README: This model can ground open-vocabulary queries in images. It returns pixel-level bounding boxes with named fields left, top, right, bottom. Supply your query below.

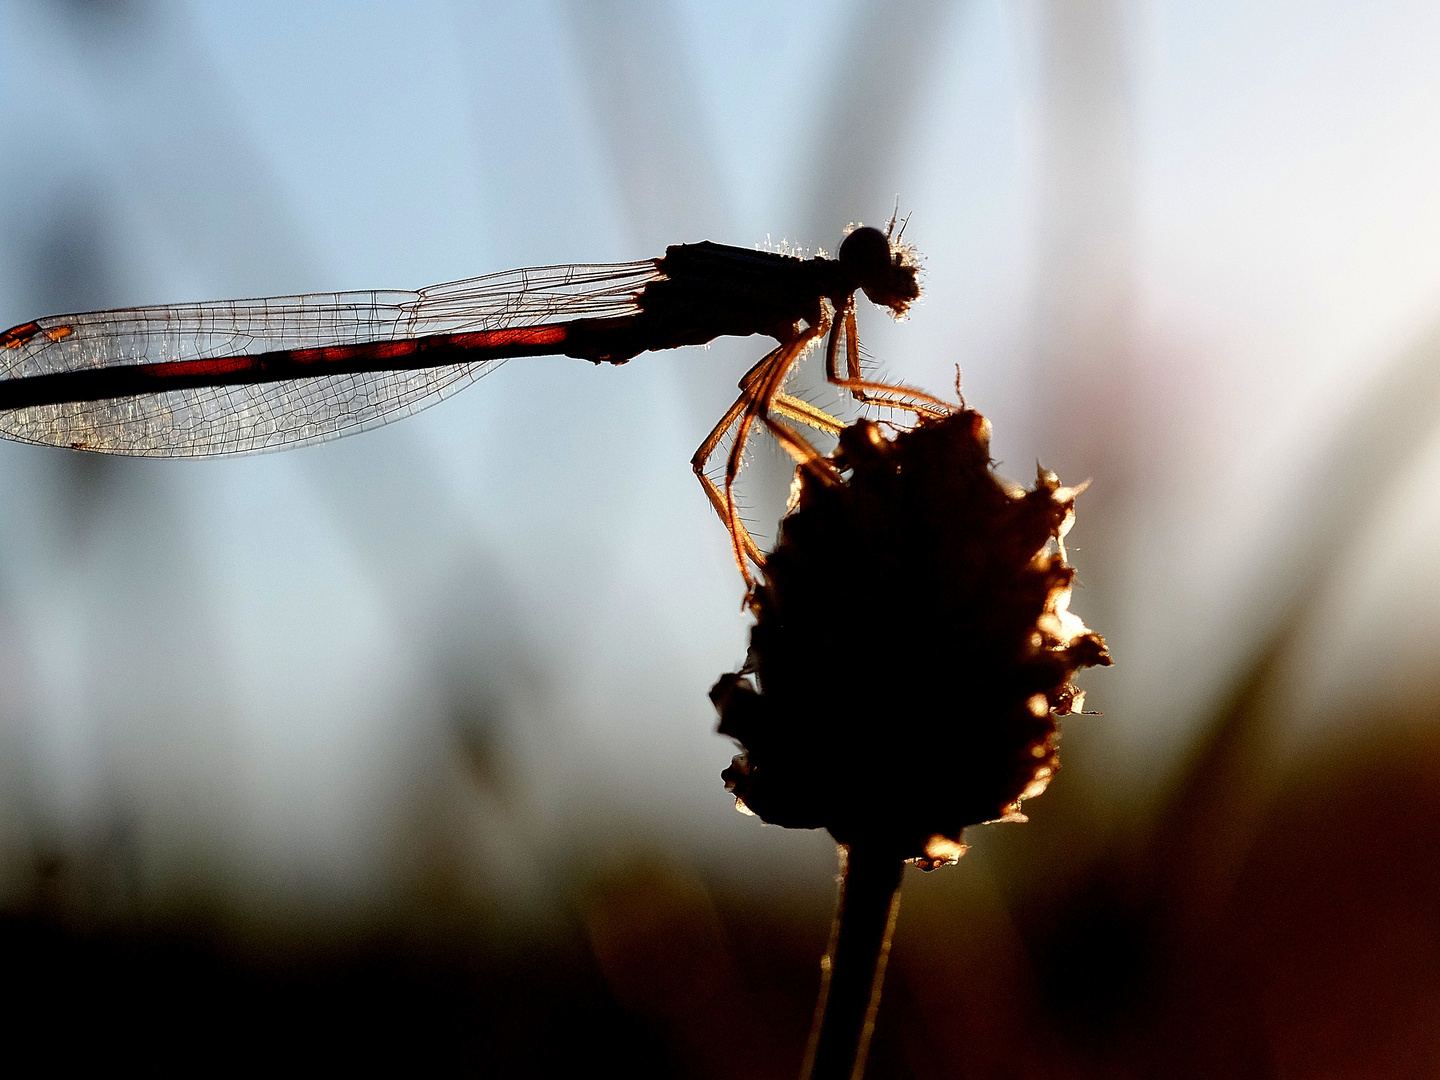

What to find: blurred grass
left=7, top=2, right=1440, bottom=1075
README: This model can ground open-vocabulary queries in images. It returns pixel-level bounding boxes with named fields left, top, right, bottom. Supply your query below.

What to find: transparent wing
left=0, top=260, right=660, bottom=457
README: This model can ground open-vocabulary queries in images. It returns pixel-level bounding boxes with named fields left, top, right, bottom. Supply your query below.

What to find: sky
left=3, top=0, right=1440, bottom=921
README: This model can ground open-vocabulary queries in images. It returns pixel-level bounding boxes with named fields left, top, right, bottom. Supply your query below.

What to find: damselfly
left=0, top=224, right=949, bottom=580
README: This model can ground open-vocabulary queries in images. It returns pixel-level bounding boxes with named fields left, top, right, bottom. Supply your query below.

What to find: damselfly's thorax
left=654, top=225, right=918, bottom=325
left=581, top=225, right=920, bottom=364
left=555, top=226, right=915, bottom=365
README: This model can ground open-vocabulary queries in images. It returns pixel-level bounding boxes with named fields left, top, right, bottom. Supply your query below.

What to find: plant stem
left=800, top=843, right=906, bottom=1080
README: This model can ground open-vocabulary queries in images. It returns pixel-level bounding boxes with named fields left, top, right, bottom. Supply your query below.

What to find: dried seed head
left=710, top=407, right=1111, bottom=868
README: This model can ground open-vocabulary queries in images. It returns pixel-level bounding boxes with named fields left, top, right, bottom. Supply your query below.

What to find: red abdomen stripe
left=0, top=324, right=573, bottom=409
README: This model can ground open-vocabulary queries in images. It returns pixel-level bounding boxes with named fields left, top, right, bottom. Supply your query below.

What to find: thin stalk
left=801, top=843, right=906, bottom=1080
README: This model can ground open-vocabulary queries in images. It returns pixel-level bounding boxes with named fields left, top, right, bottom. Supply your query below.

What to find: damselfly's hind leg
left=692, top=315, right=842, bottom=585
left=692, top=364, right=774, bottom=573
left=823, top=297, right=955, bottom=419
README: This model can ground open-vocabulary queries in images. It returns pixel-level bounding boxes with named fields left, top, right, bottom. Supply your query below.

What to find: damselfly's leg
left=693, top=362, right=774, bottom=571
left=823, top=298, right=955, bottom=420
left=693, top=314, right=842, bottom=584
left=697, top=296, right=962, bottom=584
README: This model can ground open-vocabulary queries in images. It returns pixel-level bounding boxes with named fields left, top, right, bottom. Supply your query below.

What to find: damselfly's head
left=838, top=225, right=921, bottom=317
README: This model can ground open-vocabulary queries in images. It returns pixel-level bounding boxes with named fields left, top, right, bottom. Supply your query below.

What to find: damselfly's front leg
left=823, top=298, right=954, bottom=419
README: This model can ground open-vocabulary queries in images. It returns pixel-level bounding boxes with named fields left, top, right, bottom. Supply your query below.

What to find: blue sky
left=3, top=0, right=1440, bottom=915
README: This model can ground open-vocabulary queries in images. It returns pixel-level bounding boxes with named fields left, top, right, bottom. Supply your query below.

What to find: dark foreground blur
left=9, top=680, right=1438, bottom=1077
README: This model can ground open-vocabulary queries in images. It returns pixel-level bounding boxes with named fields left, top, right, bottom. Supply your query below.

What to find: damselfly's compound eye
left=839, top=226, right=892, bottom=280
left=839, top=226, right=920, bottom=315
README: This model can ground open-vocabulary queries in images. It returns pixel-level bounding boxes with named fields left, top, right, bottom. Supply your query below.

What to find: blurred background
left=2, top=0, right=1439, bottom=1073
